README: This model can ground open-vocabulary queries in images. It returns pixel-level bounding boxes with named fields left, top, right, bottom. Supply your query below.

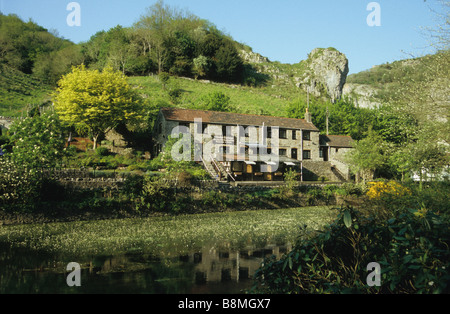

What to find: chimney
left=305, top=108, right=312, bottom=124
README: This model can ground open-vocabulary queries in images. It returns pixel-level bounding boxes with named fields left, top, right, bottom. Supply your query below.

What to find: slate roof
left=160, top=107, right=319, bottom=131
left=320, top=135, right=354, bottom=148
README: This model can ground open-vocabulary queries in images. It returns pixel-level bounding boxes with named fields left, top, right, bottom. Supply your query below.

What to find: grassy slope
left=128, top=71, right=306, bottom=118
left=2, top=51, right=443, bottom=119
left=0, top=66, right=53, bottom=117
left=345, top=52, right=445, bottom=104
left=0, top=65, right=306, bottom=119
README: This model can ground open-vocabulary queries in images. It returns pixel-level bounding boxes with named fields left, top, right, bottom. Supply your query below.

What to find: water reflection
left=0, top=242, right=291, bottom=294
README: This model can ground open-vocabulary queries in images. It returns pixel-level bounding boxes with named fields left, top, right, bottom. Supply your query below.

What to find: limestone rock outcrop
left=296, top=48, right=349, bottom=102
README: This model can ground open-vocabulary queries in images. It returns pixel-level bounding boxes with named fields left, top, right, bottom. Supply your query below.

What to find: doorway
left=291, top=148, right=298, bottom=160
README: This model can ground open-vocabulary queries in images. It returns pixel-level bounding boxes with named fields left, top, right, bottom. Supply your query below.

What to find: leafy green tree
left=214, top=40, right=244, bottom=82
left=33, top=44, right=84, bottom=84
left=133, top=0, right=181, bottom=74
left=7, top=112, right=65, bottom=168
left=287, top=97, right=378, bottom=141
left=345, top=128, right=390, bottom=181
left=192, top=55, right=209, bottom=79
left=53, top=65, right=144, bottom=149
left=406, top=138, right=449, bottom=188
left=197, top=91, right=233, bottom=112
left=0, top=13, right=80, bottom=79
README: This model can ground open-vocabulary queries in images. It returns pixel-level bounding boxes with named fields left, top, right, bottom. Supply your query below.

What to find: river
left=0, top=241, right=292, bottom=294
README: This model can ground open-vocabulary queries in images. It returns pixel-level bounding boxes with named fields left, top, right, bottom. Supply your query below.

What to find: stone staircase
left=200, top=155, right=234, bottom=183
left=330, top=165, right=347, bottom=182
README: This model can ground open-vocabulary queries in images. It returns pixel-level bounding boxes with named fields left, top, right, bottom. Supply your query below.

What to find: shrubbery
left=251, top=181, right=450, bottom=294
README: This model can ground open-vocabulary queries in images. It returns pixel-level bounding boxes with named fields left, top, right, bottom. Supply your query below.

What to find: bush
left=0, top=157, right=42, bottom=211
left=95, top=146, right=110, bottom=157
left=252, top=205, right=450, bottom=294
left=367, top=181, right=411, bottom=200
left=121, top=174, right=145, bottom=199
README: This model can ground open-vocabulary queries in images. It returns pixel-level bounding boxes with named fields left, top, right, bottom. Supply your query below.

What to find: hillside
left=0, top=65, right=53, bottom=116
left=127, top=46, right=351, bottom=119
left=1, top=9, right=447, bottom=123
left=343, top=51, right=450, bottom=109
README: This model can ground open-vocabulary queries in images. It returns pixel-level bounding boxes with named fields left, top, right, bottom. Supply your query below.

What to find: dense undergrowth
left=251, top=181, right=450, bottom=294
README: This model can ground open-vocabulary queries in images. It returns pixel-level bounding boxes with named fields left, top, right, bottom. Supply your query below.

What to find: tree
left=198, top=91, right=233, bottom=112
left=214, top=40, right=244, bottom=82
left=391, top=1, right=449, bottom=144
left=53, top=65, right=143, bottom=149
left=33, top=44, right=84, bottom=84
left=134, top=0, right=181, bottom=73
left=405, top=137, right=449, bottom=188
left=192, top=55, right=208, bottom=79
left=8, top=111, right=65, bottom=168
left=345, top=128, right=390, bottom=181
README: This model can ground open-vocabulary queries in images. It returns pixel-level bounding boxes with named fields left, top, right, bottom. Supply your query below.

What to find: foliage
left=287, top=97, right=378, bottom=141
left=82, top=25, right=147, bottom=76
left=0, top=157, right=43, bottom=210
left=95, top=146, right=110, bottom=157
left=282, top=169, right=299, bottom=195
left=0, top=13, right=81, bottom=81
left=252, top=203, right=450, bottom=294
left=7, top=112, right=66, bottom=168
left=366, top=181, right=412, bottom=200
left=0, top=207, right=334, bottom=259
left=0, top=65, right=53, bottom=117
left=53, top=65, right=144, bottom=149
left=345, top=128, right=390, bottom=181
left=196, top=91, right=233, bottom=112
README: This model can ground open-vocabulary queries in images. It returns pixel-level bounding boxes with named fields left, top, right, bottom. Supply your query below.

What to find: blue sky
left=0, top=0, right=442, bottom=74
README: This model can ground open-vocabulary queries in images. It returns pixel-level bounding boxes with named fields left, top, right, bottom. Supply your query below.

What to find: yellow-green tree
left=53, top=65, right=143, bottom=149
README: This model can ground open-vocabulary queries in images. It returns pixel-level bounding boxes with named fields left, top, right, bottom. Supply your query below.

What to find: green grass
left=0, top=206, right=336, bottom=260
left=0, top=66, right=54, bottom=117
left=128, top=74, right=306, bottom=118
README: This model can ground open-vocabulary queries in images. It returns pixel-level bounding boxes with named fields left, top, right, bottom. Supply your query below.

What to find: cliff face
left=296, top=48, right=349, bottom=102
left=242, top=47, right=350, bottom=102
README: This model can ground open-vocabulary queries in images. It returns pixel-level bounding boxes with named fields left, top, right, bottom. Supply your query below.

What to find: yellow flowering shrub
left=366, top=181, right=411, bottom=200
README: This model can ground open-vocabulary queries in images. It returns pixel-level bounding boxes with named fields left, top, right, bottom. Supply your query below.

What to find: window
left=222, top=125, right=228, bottom=137
left=292, top=130, right=297, bottom=140
left=179, top=122, right=189, bottom=131
left=279, top=149, right=287, bottom=156
left=267, top=128, right=272, bottom=139
left=242, top=126, right=249, bottom=138
left=303, top=150, right=311, bottom=160
left=303, top=131, right=311, bottom=141
left=279, top=129, right=287, bottom=139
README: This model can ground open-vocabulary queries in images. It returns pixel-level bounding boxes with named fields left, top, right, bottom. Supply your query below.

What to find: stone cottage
left=153, top=107, right=354, bottom=182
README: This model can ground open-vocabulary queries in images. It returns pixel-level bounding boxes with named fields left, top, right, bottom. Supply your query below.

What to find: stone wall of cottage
left=328, top=147, right=353, bottom=180
left=302, top=161, right=341, bottom=182
left=155, top=118, right=322, bottom=164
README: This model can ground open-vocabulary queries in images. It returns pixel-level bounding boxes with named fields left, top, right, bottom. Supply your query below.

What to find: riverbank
left=0, top=206, right=337, bottom=258
left=1, top=182, right=365, bottom=226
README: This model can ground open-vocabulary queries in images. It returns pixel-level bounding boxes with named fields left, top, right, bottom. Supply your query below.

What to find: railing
left=210, top=155, right=236, bottom=182
left=200, top=155, right=219, bottom=180
left=210, top=157, right=223, bottom=180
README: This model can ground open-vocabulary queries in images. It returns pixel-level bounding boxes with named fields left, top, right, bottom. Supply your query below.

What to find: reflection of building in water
left=184, top=243, right=293, bottom=284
